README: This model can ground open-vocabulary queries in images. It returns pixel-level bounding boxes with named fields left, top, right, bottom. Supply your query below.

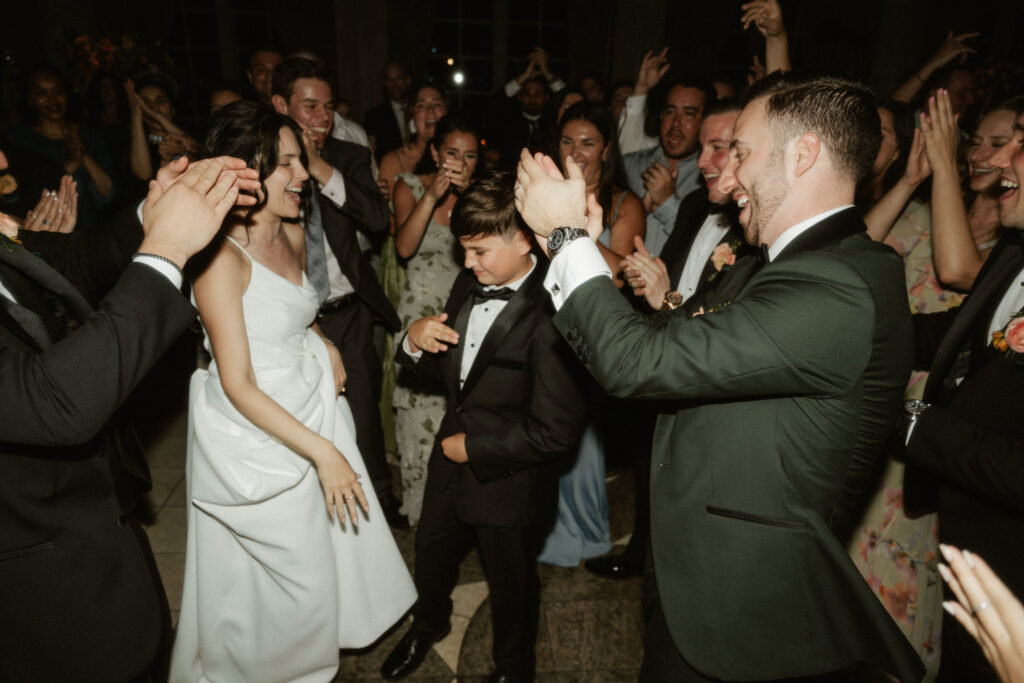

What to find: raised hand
left=747, top=55, right=767, bottom=86
left=441, top=156, right=471, bottom=193
left=920, top=89, right=960, bottom=175
left=408, top=312, right=459, bottom=353
left=903, top=127, right=932, bottom=187
left=939, top=545, right=1024, bottom=683
left=741, top=0, right=786, bottom=38
left=154, top=155, right=260, bottom=203
left=924, top=30, right=980, bottom=74
left=529, top=46, right=553, bottom=80
left=514, top=149, right=587, bottom=241
left=141, top=158, right=251, bottom=268
left=635, top=48, right=670, bottom=96
left=426, top=168, right=453, bottom=201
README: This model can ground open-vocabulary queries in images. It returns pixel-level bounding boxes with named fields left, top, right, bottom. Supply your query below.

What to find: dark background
left=2, top=0, right=1023, bottom=130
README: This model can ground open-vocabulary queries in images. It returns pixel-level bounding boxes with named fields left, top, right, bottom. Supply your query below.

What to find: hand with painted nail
left=938, top=544, right=1024, bottom=683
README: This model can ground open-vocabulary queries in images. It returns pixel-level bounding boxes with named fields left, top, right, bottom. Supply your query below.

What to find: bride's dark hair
left=199, top=100, right=308, bottom=225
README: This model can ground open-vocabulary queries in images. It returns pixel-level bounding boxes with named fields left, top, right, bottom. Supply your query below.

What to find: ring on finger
left=972, top=601, right=991, bottom=615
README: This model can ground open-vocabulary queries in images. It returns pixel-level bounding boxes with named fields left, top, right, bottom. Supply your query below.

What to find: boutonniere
left=0, top=212, right=22, bottom=250
left=707, top=239, right=742, bottom=282
left=991, top=310, right=1024, bottom=363
left=0, top=173, right=17, bottom=201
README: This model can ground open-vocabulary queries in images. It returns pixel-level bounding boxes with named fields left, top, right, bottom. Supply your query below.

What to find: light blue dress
left=538, top=195, right=628, bottom=566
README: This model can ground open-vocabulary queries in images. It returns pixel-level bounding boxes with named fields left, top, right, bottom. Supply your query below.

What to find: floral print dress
left=848, top=199, right=973, bottom=680
left=392, top=173, right=461, bottom=524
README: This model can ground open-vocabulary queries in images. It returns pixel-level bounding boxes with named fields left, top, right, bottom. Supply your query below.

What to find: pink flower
left=710, top=242, right=736, bottom=272
left=1005, top=316, right=1024, bottom=353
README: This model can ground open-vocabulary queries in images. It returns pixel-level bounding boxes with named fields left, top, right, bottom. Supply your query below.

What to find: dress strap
left=610, top=190, right=628, bottom=225
left=224, top=235, right=255, bottom=262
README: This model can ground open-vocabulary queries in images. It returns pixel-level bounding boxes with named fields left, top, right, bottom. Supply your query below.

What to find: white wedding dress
left=170, top=238, right=416, bottom=683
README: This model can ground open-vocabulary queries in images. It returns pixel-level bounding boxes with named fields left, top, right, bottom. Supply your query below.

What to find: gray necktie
left=304, top=197, right=331, bottom=305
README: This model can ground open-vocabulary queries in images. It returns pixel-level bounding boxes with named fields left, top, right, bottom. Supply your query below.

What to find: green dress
left=392, top=173, right=461, bottom=524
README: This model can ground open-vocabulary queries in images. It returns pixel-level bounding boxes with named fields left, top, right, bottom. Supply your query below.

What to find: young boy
left=381, top=172, right=586, bottom=683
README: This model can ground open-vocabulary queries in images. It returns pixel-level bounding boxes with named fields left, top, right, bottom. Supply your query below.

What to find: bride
left=170, top=101, right=415, bottom=683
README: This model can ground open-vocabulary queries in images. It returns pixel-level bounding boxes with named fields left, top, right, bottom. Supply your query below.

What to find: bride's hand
left=311, top=441, right=368, bottom=526
left=324, top=339, right=347, bottom=394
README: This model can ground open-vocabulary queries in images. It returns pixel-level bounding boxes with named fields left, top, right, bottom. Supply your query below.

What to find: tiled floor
left=139, top=409, right=644, bottom=682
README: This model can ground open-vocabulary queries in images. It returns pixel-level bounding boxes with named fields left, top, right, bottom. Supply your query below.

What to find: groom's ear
left=793, top=133, right=820, bottom=177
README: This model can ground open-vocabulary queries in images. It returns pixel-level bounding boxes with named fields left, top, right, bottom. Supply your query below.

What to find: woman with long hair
left=169, top=101, right=414, bottom=682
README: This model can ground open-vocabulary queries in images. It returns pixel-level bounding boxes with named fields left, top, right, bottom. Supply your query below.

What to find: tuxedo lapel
left=449, top=288, right=475, bottom=398
left=773, top=208, right=865, bottom=261
left=0, top=242, right=93, bottom=320
left=925, top=236, right=1024, bottom=400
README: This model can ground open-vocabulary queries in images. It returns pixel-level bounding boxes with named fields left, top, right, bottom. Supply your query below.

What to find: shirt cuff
left=136, top=198, right=145, bottom=224
left=505, top=79, right=521, bottom=98
left=133, top=254, right=183, bottom=290
left=543, top=238, right=612, bottom=310
left=548, top=77, right=566, bottom=93
left=401, top=333, right=423, bottom=360
left=625, top=93, right=648, bottom=113
left=319, top=168, right=347, bottom=209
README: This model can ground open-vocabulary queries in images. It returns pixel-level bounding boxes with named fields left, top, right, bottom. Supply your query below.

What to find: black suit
left=905, top=232, right=1024, bottom=682
left=314, top=137, right=400, bottom=506
left=0, top=224, right=195, bottom=680
left=363, top=101, right=405, bottom=162
left=396, top=263, right=586, bottom=677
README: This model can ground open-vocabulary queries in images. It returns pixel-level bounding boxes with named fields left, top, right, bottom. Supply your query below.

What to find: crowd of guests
left=2, top=0, right=1024, bottom=680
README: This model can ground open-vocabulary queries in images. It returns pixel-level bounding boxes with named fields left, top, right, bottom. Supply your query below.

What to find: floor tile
left=143, top=504, right=187, bottom=553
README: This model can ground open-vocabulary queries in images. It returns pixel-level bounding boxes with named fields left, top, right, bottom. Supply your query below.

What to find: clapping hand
left=622, top=235, right=670, bottom=308
left=642, top=161, right=677, bottom=210
left=514, top=150, right=594, bottom=254
left=408, top=312, right=459, bottom=354
left=902, top=127, right=932, bottom=187
left=441, top=154, right=471, bottom=193
left=939, top=545, right=1024, bottom=683
left=919, top=89, right=960, bottom=175
left=23, top=175, right=78, bottom=233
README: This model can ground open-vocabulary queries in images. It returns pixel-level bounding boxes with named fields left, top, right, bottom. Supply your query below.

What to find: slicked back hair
left=746, top=74, right=881, bottom=185
left=450, top=171, right=529, bottom=242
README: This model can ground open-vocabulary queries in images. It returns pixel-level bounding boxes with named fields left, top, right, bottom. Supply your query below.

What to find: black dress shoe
left=379, top=623, right=451, bottom=680
left=379, top=493, right=410, bottom=529
left=584, top=553, right=642, bottom=580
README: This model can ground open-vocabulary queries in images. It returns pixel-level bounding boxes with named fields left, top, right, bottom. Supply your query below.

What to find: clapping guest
left=126, top=76, right=197, bottom=183
left=391, top=114, right=480, bottom=523
left=3, top=65, right=115, bottom=229
left=378, top=84, right=448, bottom=201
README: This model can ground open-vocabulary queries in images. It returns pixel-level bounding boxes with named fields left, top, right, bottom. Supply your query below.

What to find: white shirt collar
left=767, top=205, right=854, bottom=262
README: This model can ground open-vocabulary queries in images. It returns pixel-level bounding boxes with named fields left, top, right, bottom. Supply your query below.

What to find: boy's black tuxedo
left=395, top=260, right=586, bottom=676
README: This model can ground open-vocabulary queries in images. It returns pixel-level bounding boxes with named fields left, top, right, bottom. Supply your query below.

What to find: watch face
left=548, top=228, right=565, bottom=252
left=666, top=291, right=683, bottom=306
left=904, top=399, right=928, bottom=415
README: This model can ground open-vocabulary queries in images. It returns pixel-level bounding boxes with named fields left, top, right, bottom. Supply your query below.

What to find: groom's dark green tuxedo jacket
left=554, top=208, right=924, bottom=682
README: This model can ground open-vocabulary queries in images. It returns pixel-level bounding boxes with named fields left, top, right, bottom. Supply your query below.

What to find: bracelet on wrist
left=134, top=251, right=184, bottom=275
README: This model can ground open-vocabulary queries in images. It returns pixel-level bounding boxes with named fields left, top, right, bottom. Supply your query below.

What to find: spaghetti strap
left=610, top=191, right=628, bottom=225
left=224, top=235, right=255, bottom=262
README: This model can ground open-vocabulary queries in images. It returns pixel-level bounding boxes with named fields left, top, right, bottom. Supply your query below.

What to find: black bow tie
left=758, top=243, right=771, bottom=264
left=473, top=284, right=515, bottom=302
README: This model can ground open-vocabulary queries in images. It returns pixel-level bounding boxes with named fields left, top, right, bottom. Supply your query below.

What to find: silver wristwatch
left=547, top=227, right=589, bottom=257
left=900, top=399, right=931, bottom=441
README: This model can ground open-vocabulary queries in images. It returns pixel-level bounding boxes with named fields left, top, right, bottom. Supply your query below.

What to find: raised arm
left=921, top=90, right=985, bottom=289
left=741, top=0, right=791, bottom=74
left=865, top=127, right=931, bottom=241
left=891, top=31, right=979, bottom=104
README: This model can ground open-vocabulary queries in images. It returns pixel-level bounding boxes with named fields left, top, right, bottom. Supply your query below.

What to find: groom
left=514, top=75, right=924, bottom=682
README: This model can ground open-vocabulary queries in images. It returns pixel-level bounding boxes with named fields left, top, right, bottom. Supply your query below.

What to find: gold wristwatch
left=660, top=291, right=683, bottom=311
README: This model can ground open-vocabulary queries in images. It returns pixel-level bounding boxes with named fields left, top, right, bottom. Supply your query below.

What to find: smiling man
left=902, top=107, right=1024, bottom=681
left=514, top=73, right=924, bottom=682
left=271, top=58, right=408, bottom=528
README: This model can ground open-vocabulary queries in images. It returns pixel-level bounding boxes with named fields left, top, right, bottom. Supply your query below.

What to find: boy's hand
left=408, top=313, right=459, bottom=353
left=442, top=433, right=468, bottom=463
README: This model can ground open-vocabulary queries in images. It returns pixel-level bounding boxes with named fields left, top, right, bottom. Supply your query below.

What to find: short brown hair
left=450, top=171, right=530, bottom=241
left=748, top=74, right=881, bottom=185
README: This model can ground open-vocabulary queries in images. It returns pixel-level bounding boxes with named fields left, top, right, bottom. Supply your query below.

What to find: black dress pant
left=412, top=472, right=544, bottom=677
left=317, top=299, right=395, bottom=503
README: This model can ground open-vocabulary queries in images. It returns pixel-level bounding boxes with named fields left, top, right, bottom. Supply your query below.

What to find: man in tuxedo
left=364, top=60, right=410, bottom=162
left=587, top=98, right=749, bottom=581
left=515, top=75, right=924, bottom=681
left=271, top=58, right=407, bottom=527
left=903, top=109, right=1024, bottom=682
left=0, top=153, right=254, bottom=680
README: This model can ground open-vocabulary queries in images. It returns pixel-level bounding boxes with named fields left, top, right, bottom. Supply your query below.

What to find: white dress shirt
left=989, top=264, right=1024, bottom=337
left=676, top=212, right=731, bottom=302
left=314, top=169, right=356, bottom=301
